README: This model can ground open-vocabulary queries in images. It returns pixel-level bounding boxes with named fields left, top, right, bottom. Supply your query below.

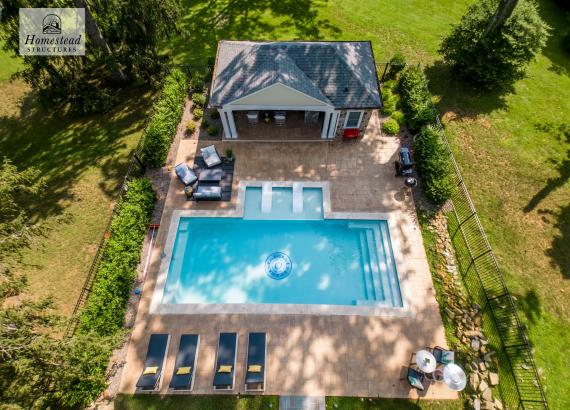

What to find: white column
left=219, top=109, right=231, bottom=139
left=227, top=109, right=238, bottom=139
left=328, top=111, right=340, bottom=139
left=321, top=111, right=332, bottom=139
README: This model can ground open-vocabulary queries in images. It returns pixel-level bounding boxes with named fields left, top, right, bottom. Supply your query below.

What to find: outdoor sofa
left=193, top=185, right=222, bottom=200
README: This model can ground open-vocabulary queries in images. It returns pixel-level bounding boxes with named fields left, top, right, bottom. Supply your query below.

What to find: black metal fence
left=378, top=58, right=547, bottom=407
left=444, top=143, right=548, bottom=409
left=383, top=60, right=550, bottom=409
left=65, top=139, right=146, bottom=338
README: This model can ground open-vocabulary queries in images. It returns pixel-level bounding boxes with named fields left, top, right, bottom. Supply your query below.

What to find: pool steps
left=349, top=222, right=402, bottom=307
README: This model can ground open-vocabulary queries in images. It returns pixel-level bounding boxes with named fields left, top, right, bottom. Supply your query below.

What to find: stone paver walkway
left=280, top=396, right=325, bottom=410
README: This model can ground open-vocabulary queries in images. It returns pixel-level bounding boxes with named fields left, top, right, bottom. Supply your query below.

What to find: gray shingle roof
left=209, top=41, right=381, bottom=109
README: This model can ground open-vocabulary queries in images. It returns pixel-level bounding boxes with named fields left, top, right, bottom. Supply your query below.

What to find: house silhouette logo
left=42, top=14, right=61, bottom=34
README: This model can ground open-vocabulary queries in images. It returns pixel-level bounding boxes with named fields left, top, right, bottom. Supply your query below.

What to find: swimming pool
left=158, top=184, right=403, bottom=309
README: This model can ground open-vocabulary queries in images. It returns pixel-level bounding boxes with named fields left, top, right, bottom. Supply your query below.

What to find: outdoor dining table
left=443, top=363, right=467, bottom=391
left=415, top=349, right=437, bottom=373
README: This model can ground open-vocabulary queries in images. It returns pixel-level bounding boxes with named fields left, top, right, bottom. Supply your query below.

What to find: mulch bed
left=188, top=155, right=234, bottom=201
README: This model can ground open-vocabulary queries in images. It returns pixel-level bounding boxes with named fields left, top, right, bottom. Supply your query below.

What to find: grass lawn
left=327, top=397, right=461, bottom=410
left=0, top=71, right=154, bottom=314
left=114, top=394, right=279, bottom=410
left=163, top=0, right=569, bottom=407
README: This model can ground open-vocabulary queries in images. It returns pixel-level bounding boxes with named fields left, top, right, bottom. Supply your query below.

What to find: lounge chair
left=245, top=332, right=266, bottom=392
left=136, top=334, right=170, bottom=391
left=406, top=366, right=426, bottom=391
left=174, top=163, right=198, bottom=186
left=200, top=145, right=222, bottom=168
left=432, top=346, right=454, bottom=364
left=169, top=334, right=200, bottom=391
left=193, top=185, right=222, bottom=201
left=213, top=332, right=238, bottom=390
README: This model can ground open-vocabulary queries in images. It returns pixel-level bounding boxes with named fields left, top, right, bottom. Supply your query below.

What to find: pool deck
left=118, top=110, right=457, bottom=400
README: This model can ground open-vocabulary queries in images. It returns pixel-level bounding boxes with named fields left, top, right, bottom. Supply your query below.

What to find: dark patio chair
left=406, top=366, right=426, bottom=391
left=136, top=334, right=170, bottom=391
left=432, top=345, right=455, bottom=364
left=169, top=334, right=199, bottom=391
left=213, top=332, right=238, bottom=390
left=245, top=332, right=266, bottom=391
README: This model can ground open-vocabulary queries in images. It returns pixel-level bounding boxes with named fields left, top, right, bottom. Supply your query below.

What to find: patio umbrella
left=443, top=363, right=467, bottom=391
left=415, top=350, right=437, bottom=373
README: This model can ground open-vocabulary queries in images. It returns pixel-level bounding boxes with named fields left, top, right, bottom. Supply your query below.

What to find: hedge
left=414, top=125, right=454, bottom=204
left=79, top=177, right=155, bottom=335
left=141, top=68, right=188, bottom=168
left=397, top=66, right=437, bottom=132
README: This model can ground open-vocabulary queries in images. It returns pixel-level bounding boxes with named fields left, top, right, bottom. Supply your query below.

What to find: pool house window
left=344, top=111, right=363, bottom=128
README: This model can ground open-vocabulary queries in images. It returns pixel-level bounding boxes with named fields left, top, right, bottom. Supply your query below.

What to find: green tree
left=439, top=0, right=549, bottom=88
left=0, top=269, right=119, bottom=409
left=0, top=0, right=181, bottom=113
left=0, top=159, right=45, bottom=258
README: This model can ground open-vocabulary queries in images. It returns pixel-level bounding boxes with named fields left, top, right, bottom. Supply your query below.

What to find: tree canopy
left=439, top=0, right=549, bottom=88
left=0, top=0, right=181, bottom=113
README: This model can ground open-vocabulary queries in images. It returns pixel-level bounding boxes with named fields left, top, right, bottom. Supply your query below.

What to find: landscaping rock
left=481, top=400, right=494, bottom=410
left=494, top=398, right=503, bottom=410
left=482, top=387, right=493, bottom=402
left=471, top=338, right=481, bottom=351
left=469, top=372, right=480, bottom=390
left=478, top=361, right=487, bottom=372
left=478, top=380, right=489, bottom=392
left=472, top=398, right=481, bottom=410
left=489, top=372, right=499, bottom=386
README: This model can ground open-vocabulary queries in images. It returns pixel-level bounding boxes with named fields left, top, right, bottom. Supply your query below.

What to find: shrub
left=383, top=79, right=397, bottom=90
left=382, top=119, right=400, bottom=135
left=439, top=0, right=549, bottom=88
left=381, top=87, right=399, bottom=115
left=190, top=73, right=205, bottom=91
left=414, top=125, right=454, bottom=204
left=79, top=178, right=155, bottom=335
left=201, top=119, right=208, bottom=128
left=398, top=66, right=438, bottom=132
left=191, top=93, right=206, bottom=107
left=386, top=52, right=406, bottom=80
left=186, top=121, right=196, bottom=134
left=141, top=68, right=188, bottom=167
left=225, top=148, right=233, bottom=158
left=210, top=110, right=220, bottom=120
left=193, top=107, right=203, bottom=120
left=391, top=110, right=405, bottom=126
left=207, top=126, right=219, bottom=136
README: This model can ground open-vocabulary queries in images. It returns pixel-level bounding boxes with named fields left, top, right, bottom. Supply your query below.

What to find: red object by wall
left=343, top=128, right=360, bottom=139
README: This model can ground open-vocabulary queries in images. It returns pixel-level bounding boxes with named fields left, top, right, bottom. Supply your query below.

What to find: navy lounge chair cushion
left=193, top=185, right=222, bottom=200
left=245, top=333, right=266, bottom=386
left=407, top=367, right=425, bottom=391
left=213, top=333, right=237, bottom=389
left=136, top=334, right=169, bottom=390
left=174, top=163, right=198, bottom=186
left=169, top=335, right=199, bottom=390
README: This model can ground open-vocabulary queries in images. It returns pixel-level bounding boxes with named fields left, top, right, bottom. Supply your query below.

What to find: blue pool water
left=162, top=186, right=403, bottom=307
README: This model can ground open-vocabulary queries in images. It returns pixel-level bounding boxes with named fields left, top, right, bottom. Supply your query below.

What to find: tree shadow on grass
left=514, top=289, right=542, bottom=325
left=424, top=61, right=509, bottom=119
left=537, top=0, right=570, bottom=78
left=0, top=84, right=154, bottom=224
left=546, top=204, right=570, bottom=279
left=167, top=0, right=342, bottom=65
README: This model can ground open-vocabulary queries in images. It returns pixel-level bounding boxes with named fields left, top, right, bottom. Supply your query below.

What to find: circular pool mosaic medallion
left=265, top=252, right=292, bottom=280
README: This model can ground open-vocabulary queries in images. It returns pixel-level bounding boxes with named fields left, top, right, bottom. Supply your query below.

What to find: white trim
left=225, top=82, right=333, bottom=108
left=222, top=103, right=332, bottom=112
left=320, top=111, right=332, bottom=139
left=219, top=109, right=231, bottom=139
left=149, top=180, right=412, bottom=318
left=343, top=110, right=364, bottom=129
left=227, top=110, right=238, bottom=138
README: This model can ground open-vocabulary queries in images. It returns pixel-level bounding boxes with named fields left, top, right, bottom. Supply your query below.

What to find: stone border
left=149, top=180, right=412, bottom=317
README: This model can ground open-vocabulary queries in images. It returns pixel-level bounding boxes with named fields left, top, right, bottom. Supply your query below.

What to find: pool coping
left=149, top=180, right=413, bottom=318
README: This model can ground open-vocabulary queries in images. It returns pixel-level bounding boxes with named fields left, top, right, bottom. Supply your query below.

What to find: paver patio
left=119, top=110, right=456, bottom=400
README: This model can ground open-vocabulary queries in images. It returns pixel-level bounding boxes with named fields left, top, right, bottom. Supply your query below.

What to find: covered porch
left=229, top=110, right=328, bottom=141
